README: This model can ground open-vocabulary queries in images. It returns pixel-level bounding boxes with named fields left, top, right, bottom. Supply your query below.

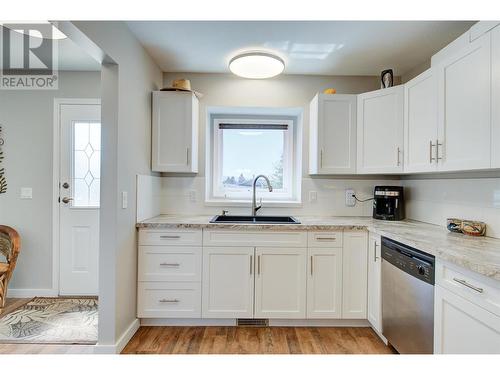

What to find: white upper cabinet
left=404, top=68, right=439, bottom=173
left=309, top=94, right=357, bottom=174
left=357, top=86, right=404, bottom=174
left=437, top=32, right=492, bottom=171
left=152, top=91, right=199, bottom=173
left=492, top=25, right=500, bottom=168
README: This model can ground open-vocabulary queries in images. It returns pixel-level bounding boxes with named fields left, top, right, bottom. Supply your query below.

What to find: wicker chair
left=0, top=225, right=20, bottom=312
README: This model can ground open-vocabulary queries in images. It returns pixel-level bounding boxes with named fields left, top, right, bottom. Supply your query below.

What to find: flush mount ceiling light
left=0, top=21, right=67, bottom=40
left=229, top=52, right=285, bottom=79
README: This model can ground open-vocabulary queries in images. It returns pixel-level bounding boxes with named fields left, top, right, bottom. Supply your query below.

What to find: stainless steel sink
left=209, top=215, right=300, bottom=224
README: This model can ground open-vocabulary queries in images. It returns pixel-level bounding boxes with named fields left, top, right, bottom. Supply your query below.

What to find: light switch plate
left=122, top=191, right=128, bottom=209
left=309, top=191, right=317, bottom=202
left=20, top=187, right=32, bottom=199
left=345, top=188, right=356, bottom=207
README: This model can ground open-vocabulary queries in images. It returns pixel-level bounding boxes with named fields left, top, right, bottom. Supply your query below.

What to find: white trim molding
left=94, top=318, right=140, bottom=354
left=7, top=288, right=58, bottom=298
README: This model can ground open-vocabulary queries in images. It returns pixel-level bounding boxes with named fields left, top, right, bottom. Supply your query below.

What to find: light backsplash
left=402, top=177, right=500, bottom=239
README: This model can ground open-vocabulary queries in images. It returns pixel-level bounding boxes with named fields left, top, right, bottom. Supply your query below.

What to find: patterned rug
left=0, top=297, right=98, bottom=344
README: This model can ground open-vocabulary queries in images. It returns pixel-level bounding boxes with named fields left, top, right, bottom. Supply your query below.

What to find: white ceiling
left=127, top=21, right=475, bottom=76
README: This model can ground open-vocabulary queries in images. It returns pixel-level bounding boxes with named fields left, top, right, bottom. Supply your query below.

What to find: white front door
left=58, top=101, right=101, bottom=296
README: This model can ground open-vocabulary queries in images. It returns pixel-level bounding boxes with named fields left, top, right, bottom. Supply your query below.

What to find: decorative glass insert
left=73, top=122, right=101, bottom=207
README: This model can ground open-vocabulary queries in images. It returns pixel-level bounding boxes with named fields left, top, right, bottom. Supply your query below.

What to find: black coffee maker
left=373, top=186, right=405, bottom=221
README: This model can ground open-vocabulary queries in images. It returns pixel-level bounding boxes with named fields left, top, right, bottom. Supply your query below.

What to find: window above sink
left=206, top=107, right=303, bottom=207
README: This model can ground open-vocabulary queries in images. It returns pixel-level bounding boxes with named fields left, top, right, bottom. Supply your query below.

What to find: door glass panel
left=72, top=122, right=101, bottom=207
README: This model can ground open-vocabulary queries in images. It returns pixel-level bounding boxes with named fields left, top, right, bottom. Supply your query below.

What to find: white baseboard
left=371, top=326, right=388, bottom=345
left=140, top=318, right=370, bottom=327
left=268, top=319, right=370, bottom=327
left=94, top=318, right=140, bottom=354
left=141, top=318, right=237, bottom=326
left=6, top=288, right=58, bottom=298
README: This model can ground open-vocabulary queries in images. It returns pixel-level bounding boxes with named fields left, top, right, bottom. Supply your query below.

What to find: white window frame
left=206, top=111, right=302, bottom=206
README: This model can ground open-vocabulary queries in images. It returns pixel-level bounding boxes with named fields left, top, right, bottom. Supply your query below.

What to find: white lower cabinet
left=367, top=233, right=382, bottom=333
left=342, top=231, right=368, bottom=319
left=434, top=259, right=500, bottom=353
left=255, top=247, right=307, bottom=319
left=306, top=247, right=343, bottom=319
left=202, top=247, right=254, bottom=319
left=434, top=285, right=500, bottom=353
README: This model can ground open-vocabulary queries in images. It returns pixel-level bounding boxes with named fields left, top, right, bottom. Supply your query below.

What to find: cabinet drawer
left=138, top=246, right=201, bottom=282
left=436, top=260, right=500, bottom=317
left=203, top=230, right=307, bottom=247
left=138, top=229, right=202, bottom=246
left=308, top=231, right=343, bottom=248
left=137, top=282, right=201, bottom=318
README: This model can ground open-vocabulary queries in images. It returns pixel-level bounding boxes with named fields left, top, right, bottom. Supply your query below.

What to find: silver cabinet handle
left=396, top=147, right=401, bottom=166
left=159, top=235, right=181, bottom=239
left=159, top=298, right=180, bottom=303
left=453, top=278, right=484, bottom=293
left=436, top=139, right=443, bottom=161
left=374, top=241, right=379, bottom=262
left=186, top=147, right=190, bottom=165
left=310, top=255, right=313, bottom=276
left=429, top=141, right=436, bottom=163
left=160, top=262, right=180, bottom=267
left=250, top=255, right=253, bottom=275
left=257, top=255, right=261, bottom=275
left=320, top=149, right=323, bottom=168
left=316, top=237, right=337, bottom=241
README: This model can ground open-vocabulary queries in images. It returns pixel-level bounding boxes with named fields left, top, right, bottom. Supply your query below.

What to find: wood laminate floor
left=122, top=326, right=397, bottom=354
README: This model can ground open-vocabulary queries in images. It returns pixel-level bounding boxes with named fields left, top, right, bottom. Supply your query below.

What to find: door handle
left=396, top=147, right=401, bottom=166
left=436, top=139, right=443, bottom=161
left=429, top=141, right=436, bottom=163
left=374, top=241, right=379, bottom=262
left=257, top=255, right=261, bottom=275
left=310, top=255, right=313, bottom=276
left=61, top=197, right=73, bottom=204
left=250, top=255, right=253, bottom=275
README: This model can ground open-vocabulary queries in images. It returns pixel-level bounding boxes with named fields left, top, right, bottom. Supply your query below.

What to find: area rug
left=0, top=297, right=97, bottom=344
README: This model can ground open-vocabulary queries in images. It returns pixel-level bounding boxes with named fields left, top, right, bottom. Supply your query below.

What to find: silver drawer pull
left=453, top=278, right=484, bottom=293
left=316, top=237, right=336, bottom=241
left=159, top=298, right=180, bottom=303
left=159, top=235, right=181, bottom=239
left=159, top=262, right=180, bottom=267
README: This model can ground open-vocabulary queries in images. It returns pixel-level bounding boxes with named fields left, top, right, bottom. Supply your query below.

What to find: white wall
left=71, top=21, right=163, bottom=350
left=402, top=174, right=500, bottom=239
left=0, top=71, right=101, bottom=292
left=159, top=72, right=398, bottom=217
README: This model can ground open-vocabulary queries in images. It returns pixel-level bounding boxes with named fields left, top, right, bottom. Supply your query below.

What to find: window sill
left=205, top=199, right=302, bottom=208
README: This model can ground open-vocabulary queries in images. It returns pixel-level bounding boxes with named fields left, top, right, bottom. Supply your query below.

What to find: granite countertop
left=137, top=215, right=500, bottom=282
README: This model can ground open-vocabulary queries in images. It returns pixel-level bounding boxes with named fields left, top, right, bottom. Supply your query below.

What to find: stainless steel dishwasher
left=381, top=237, right=435, bottom=354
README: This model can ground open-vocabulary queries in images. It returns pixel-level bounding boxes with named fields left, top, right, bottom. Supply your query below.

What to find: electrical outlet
left=189, top=190, right=196, bottom=203
left=345, top=188, right=356, bottom=207
left=309, top=191, right=317, bottom=202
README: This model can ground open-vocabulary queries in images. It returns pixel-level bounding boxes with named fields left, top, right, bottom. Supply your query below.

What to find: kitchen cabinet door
left=437, top=32, right=492, bottom=171
left=255, top=247, right=307, bottom=319
left=404, top=68, right=439, bottom=173
left=492, top=25, right=500, bottom=168
left=357, top=86, right=404, bottom=174
left=152, top=91, right=198, bottom=173
left=434, top=285, right=500, bottom=354
left=309, top=94, right=357, bottom=174
left=202, top=247, right=254, bottom=318
left=306, top=247, right=343, bottom=319
left=342, top=231, right=368, bottom=319
left=367, top=233, right=383, bottom=333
